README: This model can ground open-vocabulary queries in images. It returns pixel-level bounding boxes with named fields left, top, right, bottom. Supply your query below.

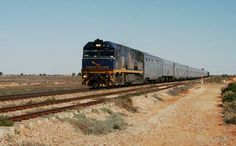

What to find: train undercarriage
left=82, top=70, right=144, bottom=88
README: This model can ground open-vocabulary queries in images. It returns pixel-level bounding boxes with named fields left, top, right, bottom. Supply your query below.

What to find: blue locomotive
left=82, top=39, right=209, bottom=88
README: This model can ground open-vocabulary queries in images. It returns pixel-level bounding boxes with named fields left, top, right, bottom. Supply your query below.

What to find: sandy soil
left=0, top=76, right=83, bottom=96
left=232, top=77, right=236, bottom=82
left=0, top=83, right=235, bottom=146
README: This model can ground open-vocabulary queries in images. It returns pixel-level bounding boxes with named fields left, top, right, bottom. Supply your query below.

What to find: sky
left=0, top=0, right=236, bottom=75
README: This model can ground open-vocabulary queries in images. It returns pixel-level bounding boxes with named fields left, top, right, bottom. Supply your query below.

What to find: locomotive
left=82, top=39, right=209, bottom=88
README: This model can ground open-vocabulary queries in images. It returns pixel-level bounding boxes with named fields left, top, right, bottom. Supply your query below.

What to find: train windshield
left=84, top=48, right=114, bottom=58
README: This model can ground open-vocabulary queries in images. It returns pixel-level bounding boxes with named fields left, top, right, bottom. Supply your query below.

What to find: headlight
left=83, top=75, right=87, bottom=78
left=96, top=44, right=101, bottom=47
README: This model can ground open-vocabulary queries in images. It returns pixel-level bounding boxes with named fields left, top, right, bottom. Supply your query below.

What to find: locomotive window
left=84, top=51, right=98, bottom=57
left=99, top=48, right=114, bottom=57
left=99, top=51, right=114, bottom=57
left=84, top=48, right=114, bottom=57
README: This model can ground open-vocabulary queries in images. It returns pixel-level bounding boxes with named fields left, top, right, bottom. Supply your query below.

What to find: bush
left=72, top=73, right=76, bottom=76
left=222, top=83, right=236, bottom=124
left=223, top=102, right=236, bottom=124
left=223, top=83, right=236, bottom=93
left=115, top=96, right=138, bottom=113
left=0, top=116, right=14, bottom=126
left=77, top=73, right=82, bottom=76
left=153, top=94, right=165, bottom=102
left=68, top=113, right=127, bottom=135
left=223, top=94, right=236, bottom=102
left=100, top=107, right=113, bottom=114
left=167, top=85, right=191, bottom=96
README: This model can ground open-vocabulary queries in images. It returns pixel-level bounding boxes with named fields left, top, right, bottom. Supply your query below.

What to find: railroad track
left=0, top=83, right=176, bottom=114
left=0, top=83, right=158, bottom=102
left=5, top=82, right=186, bottom=122
left=0, top=80, right=192, bottom=102
left=0, top=88, right=91, bottom=102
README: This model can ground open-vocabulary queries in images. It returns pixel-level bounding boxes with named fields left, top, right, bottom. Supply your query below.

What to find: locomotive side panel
left=113, top=45, right=144, bottom=85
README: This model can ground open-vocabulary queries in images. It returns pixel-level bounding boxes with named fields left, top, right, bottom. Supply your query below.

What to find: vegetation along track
left=5, top=82, right=186, bottom=122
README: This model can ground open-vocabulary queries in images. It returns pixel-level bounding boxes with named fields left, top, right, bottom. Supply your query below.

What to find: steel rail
left=7, top=83, right=185, bottom=122
left=0, top=83, right=179, bottom=113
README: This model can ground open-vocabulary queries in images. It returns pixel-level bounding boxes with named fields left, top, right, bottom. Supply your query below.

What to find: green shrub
left=91, top=108, right=99, bottom=113
left=223, top=94, right=236, bottom=102
left=107, top=113, right=127, bottom=130
left=223, top=101, right=236, bottom=113
left=223, top=83, right=236, bottom=93
left=223, top=102, right=236, bottom=124
left=100, top=107, right=113, bottom=114
left=0, top=116, right=14, bottom=126
left=222, top=83, right=236, bottom=124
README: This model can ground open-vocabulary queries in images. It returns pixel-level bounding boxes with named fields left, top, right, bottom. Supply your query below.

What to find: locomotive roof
left=84, top=39, right=138, bottom=51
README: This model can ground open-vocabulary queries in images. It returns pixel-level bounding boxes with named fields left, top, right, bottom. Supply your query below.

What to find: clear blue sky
left=0, top=0, right=235, bottom=75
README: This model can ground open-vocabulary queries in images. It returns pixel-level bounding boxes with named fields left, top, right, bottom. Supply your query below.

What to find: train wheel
left=144, top=78, right=149, bottom=84
left=92, top=82, right=99, bottom=89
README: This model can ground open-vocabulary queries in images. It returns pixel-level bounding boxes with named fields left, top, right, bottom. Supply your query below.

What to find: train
left=81, top=39, right=209, bottom=88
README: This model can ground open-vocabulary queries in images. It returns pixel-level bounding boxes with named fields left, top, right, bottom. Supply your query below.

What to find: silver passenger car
left=143, top=52, right=205, bottom=82
left=143, top=53, right=162, bottom=81
left=174, top=63, right=188, bottom=79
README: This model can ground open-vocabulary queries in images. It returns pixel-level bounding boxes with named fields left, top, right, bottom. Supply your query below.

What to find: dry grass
left=44, top=97, right=57, bottom=102
left=0, top=75, right=82, bottom=96
left=205, top=75, right=231, bottom=84
left=59, top=113, right=127, bottom=135
left=153, top=94, right=165, bottom=102
left=167, top=85, right=192, bottom=96
left=100, top=107, right=113, bottom=114
left=114, top=96, right=138, bottom=113
left=20, top=141, right=47, bottom=146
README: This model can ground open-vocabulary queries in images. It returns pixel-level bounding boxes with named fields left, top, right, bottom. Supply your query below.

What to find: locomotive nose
left=91, top=61, right=101, bottom=68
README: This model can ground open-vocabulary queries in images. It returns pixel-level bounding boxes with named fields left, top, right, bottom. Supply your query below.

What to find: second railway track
left=0, top=82, right=185, bottom=114
left=4, top=82, right=187, bottom=122
left=0, top=81, right=187, bottom=102
left=0, top=88, right=91, bottom=102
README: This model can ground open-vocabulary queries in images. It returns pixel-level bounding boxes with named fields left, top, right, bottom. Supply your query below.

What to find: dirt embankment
left=1, top=83, right=236, bottom=146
